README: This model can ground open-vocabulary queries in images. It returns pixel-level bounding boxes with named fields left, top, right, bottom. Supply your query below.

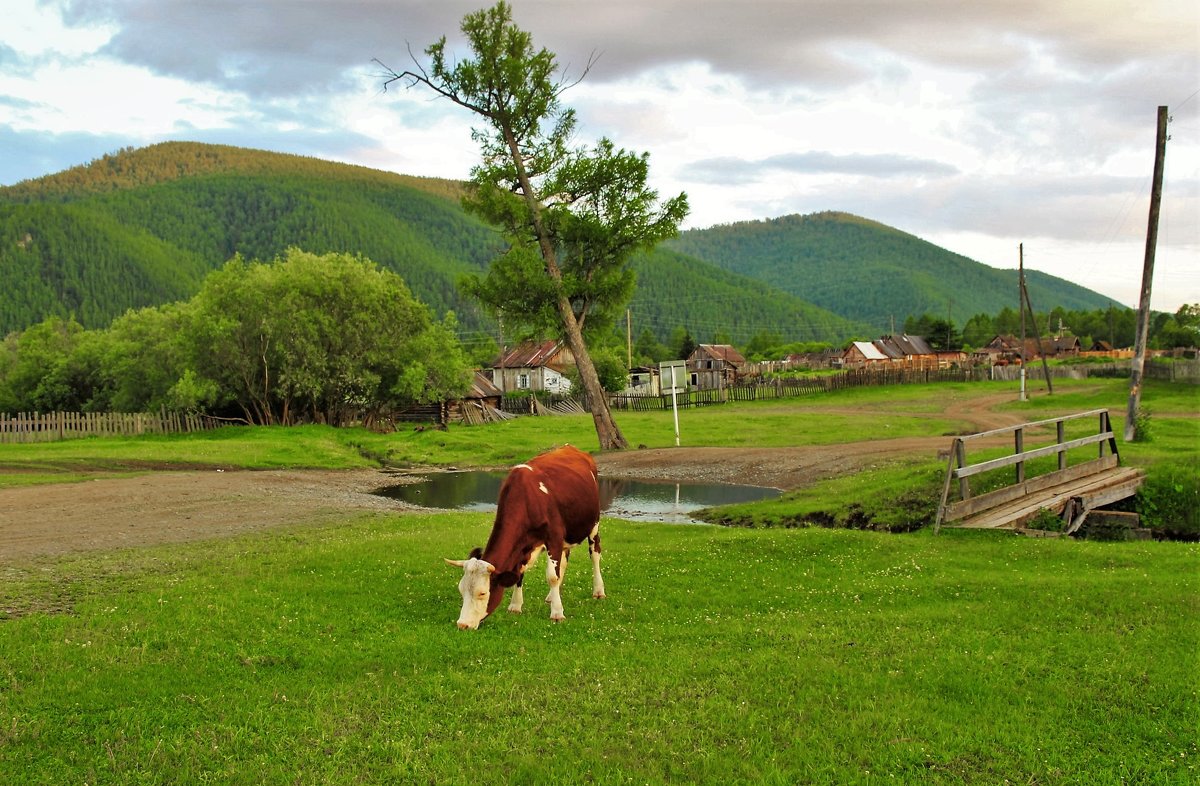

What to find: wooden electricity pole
left=1125, top=105, right=1169, bottom=441
left=626, top=309, right=633, bottom=368
left=1019, top=244, right=1027, bottom=401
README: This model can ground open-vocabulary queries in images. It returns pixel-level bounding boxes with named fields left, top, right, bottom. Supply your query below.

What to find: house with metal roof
left=687, top=344, right=746, bottom=390
left=841, top=340, right=890, bottom=368
left=488, top=339, right=575, bottom=394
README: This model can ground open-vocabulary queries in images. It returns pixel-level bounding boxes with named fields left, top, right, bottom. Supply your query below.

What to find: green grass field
left=2, top=514, right=1197, bottom=784
left=1, top=377, right=1197, bottom=783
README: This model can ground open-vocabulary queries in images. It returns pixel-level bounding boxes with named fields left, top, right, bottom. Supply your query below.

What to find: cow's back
left=529, top=446, right=599, bottom=543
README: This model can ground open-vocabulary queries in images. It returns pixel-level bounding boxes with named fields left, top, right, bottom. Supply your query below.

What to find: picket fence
left=0, top=410, right=221, bottom=444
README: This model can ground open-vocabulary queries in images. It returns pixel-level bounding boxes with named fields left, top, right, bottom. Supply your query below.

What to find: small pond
left=373, top=471, right=780, bottom=524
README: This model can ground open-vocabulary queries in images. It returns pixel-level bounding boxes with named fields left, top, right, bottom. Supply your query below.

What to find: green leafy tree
left=993, top=306, right=1020, bottom=336
left=961, top=313, right=995, bottom=348
left=744, top=330, right=785, bottom=360
left=904, top=312, right=962, bottom=350
left=1153, top=303, right=1200, bottom=349
left=98, top=302, right=195, bottom=412
left=185, top=249, right=469, bottom=425
left=380, top=1, right=688, bottom=449
left=632, top=327, right=668, bottom=366
left=0, top=316, right=86, bottom=412
left=668, top=327, right=697, bottom=361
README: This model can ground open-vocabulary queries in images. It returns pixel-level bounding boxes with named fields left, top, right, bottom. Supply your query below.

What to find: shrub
left=1136, top=462, right=1199, bottom=539
left=1131, top=406, right=1153, bottom=442
left=1027, top=507, right=1065, bottom=532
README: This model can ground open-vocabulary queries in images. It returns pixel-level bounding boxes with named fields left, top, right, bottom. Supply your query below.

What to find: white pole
left=670, top=366, right=681, bottom=447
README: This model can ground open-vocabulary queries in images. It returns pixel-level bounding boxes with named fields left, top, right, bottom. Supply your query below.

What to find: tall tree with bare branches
left=378, top=1, right=687, bottom=450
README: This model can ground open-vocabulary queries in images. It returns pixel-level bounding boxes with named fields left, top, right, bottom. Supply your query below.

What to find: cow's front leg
left=588, top=523, right=606, bottom=599
left=544, top=544, right=569, bottom=621
left=509, top=546, right=543, bottom=613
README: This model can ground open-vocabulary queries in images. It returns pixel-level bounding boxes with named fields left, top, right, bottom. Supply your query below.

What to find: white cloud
left=2, top=0, right=1197, bottom=312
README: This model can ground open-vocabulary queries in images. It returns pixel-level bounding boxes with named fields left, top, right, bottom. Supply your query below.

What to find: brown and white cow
left=445, top=445, right=604, bottom=630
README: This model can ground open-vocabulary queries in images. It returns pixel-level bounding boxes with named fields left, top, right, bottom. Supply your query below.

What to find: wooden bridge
left=934, top=409, right=1144, bottom=535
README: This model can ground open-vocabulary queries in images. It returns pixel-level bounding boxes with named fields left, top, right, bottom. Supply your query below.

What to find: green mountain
left=667, top=212, right=1121, bottom=331
left=0, top=142, right=864, bottom=345
left=2, top=143, right=1119, bottom=348
left=0, top=143, right=502, bottom=336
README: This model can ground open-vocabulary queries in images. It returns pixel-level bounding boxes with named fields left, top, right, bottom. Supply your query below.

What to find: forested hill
left=0, top=141, right=466, bottom=203
left=667, top=212, right=1119, bottom=331
left=0, top=143, right=500, bottom=335
left=0, top=142, right=866, bottom=344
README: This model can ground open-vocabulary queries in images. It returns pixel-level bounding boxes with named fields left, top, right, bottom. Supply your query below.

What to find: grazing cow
left=445, top=445, right=604, bottom=630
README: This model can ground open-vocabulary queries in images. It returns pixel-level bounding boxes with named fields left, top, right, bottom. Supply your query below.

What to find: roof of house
left=848, top=341, right=889, bottom=361
left=692, top=344, right=747, bottom=365
left=878, top=334, right=935, bottom=357
left=467, top=371, right=503, bottom=399
left=492, top=339, right=566, bottom=369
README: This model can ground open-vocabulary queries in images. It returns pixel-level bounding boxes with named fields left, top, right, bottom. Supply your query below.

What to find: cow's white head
left=445, top=556, right=495, bottom=630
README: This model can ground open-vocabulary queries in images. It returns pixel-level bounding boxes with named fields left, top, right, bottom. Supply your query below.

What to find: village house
left=782, top=348, right=840, bottom=370
left=488, top=339, right=575, bottom=395
left=839, top=334, right=950, bottom=369
left=839, top=340, right=890, bottom=369
left=972, top=334, right=1081, bottom=366
left=687, top=344, right=746, bottom=390
left=622, top=365, right=660, bottom=396
left=875, top=334, right=938, bottom=369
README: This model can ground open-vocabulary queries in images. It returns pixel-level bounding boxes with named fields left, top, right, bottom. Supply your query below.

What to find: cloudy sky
left=3, top=0, right=1198, bottom=315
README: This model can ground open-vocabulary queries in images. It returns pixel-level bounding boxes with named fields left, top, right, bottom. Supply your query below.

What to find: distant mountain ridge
left=0, top=141, right=467, bottom=204
left=667, top=212, right=1119, bottom=331
left=1, top=142, right=1118, bottom=344
left=0, top=142, right=866, bottom=344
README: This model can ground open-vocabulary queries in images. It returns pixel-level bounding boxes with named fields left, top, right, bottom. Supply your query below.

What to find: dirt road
left=0, top=393, right=1028, bottom=560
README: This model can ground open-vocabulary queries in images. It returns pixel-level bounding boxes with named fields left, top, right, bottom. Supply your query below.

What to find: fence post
left=956, top=439, right=970, bottom=501
left=1015, top=427, right=1025, bottom=485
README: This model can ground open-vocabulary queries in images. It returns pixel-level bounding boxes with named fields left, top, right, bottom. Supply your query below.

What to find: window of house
left=517, top=374, right=530, bottom=389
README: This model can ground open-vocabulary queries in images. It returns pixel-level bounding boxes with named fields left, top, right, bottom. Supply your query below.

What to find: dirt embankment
left=0, top=392, right=1028, bottom=561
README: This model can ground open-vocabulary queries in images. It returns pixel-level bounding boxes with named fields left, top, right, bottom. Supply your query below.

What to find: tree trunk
left=502, top=126, right=629, bottom=450
left=555, top=295, right=629, bottom=450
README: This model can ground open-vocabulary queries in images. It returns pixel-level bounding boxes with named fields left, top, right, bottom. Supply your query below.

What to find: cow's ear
left=494, top=571, right=519, bottom=588
left=444, top=558, right=466, bottom=568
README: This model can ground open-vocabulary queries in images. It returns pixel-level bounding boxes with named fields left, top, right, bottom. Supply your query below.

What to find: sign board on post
left=659, top=360, right=687, bottom=446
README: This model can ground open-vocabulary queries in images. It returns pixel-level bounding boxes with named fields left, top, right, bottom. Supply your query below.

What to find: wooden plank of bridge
left=955, top=466, right=1144, bottom=530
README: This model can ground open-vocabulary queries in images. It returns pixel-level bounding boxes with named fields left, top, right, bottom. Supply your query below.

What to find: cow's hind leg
left=508, top=546, right=543, bottom=613
left=544, top=544, right=568, bottom=622
left=588, top=523, right=606, bottom=599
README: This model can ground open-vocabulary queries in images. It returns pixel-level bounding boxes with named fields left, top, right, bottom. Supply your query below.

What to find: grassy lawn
left=4, top=377, right=1192, bottom=480
left=1, top=514, right=1196, bottom=784
left=1, top=377, right=1197, bottom=782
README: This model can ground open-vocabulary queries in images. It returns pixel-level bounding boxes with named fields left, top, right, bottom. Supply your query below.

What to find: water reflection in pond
left=373, top=471, right=780, bottom=523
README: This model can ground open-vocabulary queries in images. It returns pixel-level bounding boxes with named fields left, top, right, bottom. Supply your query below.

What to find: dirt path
left=0, top=391, right=1031, bottom=561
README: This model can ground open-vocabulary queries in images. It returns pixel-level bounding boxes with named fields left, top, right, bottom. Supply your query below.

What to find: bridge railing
left=934, top=409, right=1120, bottom=533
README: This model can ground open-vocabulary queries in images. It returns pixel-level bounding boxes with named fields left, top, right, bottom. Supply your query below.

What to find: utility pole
left=1126, top=105, right=1169, bottom=441
left=626, top=309, right=633, bottom=368
left=1021, top=270, right=1054, bottom=394
left=1019, top=244, right=1027, bottom=401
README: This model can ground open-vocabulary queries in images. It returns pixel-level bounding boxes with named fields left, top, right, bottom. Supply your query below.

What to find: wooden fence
left=0, top=411, right=222, bottom=444
left=1144, top=358, right=1200, bottom=383
left=611, top=367, right=990, bottom=411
